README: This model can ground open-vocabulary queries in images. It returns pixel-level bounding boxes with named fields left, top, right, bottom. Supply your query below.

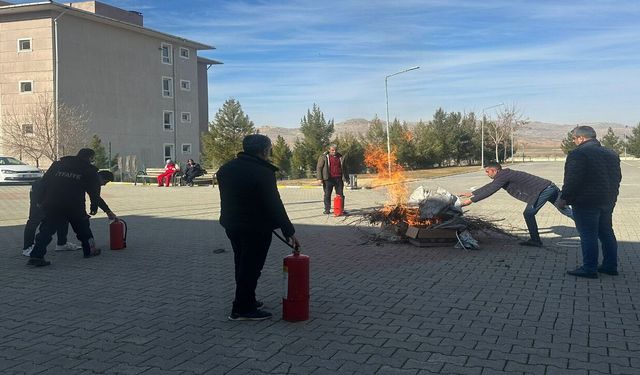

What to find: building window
left=180, top=80, right=191, bottom=91
left=164, top=144, right=175, bottom=161
left=22, top=124, right=34, bottom=135
left=181, top=112, right=191, bottom=123
left=182, top=144, right=192, bottom=154
left=162, top=77, right=173, bottom=97
left=161, top=43, right=172, bottom=64
left=179, top=47, right=190, bottom=59
left=18, top=38, right=32, bottom=52
left=163, top=111, right=174, bottom=131
left=19, top=81, right=33, bottom=93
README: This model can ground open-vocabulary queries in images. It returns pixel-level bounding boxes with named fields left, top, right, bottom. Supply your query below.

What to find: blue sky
left=18, top=0, right=640, bottom=127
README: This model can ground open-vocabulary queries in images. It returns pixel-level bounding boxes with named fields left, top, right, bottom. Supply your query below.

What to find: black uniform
left=23, top=179, right=69, bottom=250
left=217, top=152, right=295, bottom=315
left=30, top=156, right=103, bottom=259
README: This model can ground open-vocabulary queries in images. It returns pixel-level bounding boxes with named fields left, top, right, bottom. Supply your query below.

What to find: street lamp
left=385, top=66, right=419, bottom=176
left=480, top=103, right=503, bottom=169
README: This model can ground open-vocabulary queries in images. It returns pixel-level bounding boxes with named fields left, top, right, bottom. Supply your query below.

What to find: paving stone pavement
left=1, top=161, right=639, bottom=375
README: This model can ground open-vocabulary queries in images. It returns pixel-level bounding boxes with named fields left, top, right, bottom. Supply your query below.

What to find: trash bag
left=454, top=230, right=479, bottom=250
left=408, top=186, right=463, bottom=220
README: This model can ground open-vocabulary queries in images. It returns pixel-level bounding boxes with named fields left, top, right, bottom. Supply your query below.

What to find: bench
left=176, top=171, right=217, bottom=187
left=134, top=168, right=179, bottom=186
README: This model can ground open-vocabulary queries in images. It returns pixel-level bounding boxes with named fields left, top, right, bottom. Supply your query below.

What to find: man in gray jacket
left=316, top=144, right=347, bottom=215
left=460, top=162, right=572, bottom=247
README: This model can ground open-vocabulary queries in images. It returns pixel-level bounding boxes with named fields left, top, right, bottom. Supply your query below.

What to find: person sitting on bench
left=183, top=159, right=205, bottom=186
left=157, top=159, right=178, bottom=187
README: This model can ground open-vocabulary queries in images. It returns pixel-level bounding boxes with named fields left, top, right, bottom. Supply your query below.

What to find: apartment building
left=0, top=0, right=220, bottom=168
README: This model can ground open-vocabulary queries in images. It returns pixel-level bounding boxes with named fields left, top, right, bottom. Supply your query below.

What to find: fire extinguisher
left=282, top=250, right=309, bottom=322
left=274, top=231, right=309, bottom=322
left=333, top=194, right=343, bottom=216
left=109, top=219, right=127, bottom=250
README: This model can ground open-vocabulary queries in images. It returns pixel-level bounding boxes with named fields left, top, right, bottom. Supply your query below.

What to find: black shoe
left=519, top=239, right=543, bottom=247
left=228, top=309, right=272, bottom=321
left=255, top=300, right=264, bottom=309
left=83, top=248, right=101, bottom=258
left=27, top=258, right=51, bottom=267
left=567, top=267, right=598, bottom=279
left=597, top=266, right=619, bottom=276
left=323, top=210, right=330, bottom=215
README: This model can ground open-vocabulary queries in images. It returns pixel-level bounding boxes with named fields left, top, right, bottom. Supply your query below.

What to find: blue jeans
left=523, top=185, right=573, bottom=242
left=572, top=204, right=618, bottom=273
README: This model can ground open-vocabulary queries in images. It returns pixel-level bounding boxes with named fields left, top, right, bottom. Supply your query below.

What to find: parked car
left=0, top=156, right=43, bottom=183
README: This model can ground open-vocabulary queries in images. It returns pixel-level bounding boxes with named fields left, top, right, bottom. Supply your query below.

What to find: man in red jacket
left=157, top=159, right=177, bottom=187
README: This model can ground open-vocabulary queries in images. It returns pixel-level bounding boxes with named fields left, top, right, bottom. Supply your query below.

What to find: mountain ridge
left=257, top=119, right=631, bottom=154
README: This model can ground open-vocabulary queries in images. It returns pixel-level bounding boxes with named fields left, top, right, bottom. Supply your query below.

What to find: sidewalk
left=0, top=161, right=639, bottom=374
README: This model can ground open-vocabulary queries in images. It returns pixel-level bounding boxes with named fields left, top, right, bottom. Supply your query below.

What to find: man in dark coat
left=28, top=149, right=116, bottom=267
left=217, top=134, right=301, bottom=321
left=22, top=178, right=81, bottom=257
left=558, top=126, right=622, bottom=278
left=316, top=144, right=347, bottom=215
left=460, top=162, right=573, bottom=247
left=182, top=158, right=204, bottom=186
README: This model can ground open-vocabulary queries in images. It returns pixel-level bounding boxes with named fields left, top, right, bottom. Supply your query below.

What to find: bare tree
left=485, top=104, right=528, bottom=161
left=1, top=93, right=89, bottom=165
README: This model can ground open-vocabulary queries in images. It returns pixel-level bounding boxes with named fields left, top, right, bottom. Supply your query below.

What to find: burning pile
left=361, top=146, right=511, bottom=249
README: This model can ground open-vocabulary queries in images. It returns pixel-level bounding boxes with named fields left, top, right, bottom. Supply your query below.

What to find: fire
left=364, top=145, right=407, bottom=205
left=365, top=145, right=438, bottom=227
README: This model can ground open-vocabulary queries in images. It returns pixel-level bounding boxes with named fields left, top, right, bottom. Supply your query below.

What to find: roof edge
left=0, top=1, right=215, bottom=50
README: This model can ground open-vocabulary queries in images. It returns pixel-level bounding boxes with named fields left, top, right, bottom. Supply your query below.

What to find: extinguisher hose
left=272, top=231, right=300, bottom=254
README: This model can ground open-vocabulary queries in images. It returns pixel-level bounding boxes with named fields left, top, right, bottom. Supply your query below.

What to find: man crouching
left=28, top=149, right=116, bottom=267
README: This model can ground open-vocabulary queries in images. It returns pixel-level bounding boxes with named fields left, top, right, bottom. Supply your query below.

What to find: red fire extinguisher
left=109, top=219, right=127, bottom=250
left=333, top=194, right=343, bottom=216
left=282, top=249, right=310, bottom=322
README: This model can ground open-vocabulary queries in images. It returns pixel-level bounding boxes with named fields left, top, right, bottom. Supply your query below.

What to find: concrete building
left=0, top=0, right=220, bottom=169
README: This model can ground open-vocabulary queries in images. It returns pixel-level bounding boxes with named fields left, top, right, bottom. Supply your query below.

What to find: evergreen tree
left=201, top=98, right=254, bottom=168
left=89, top=135, right=118, bottom=170
left=601, top=127, right=623, bottom=154
left=335, top=132, right=365, bottom=174
left=560, top=131, right=577, bottom=155
left=413, top=120, right=438, bottom=168
left=389, top=119, right=416, bottom=168
left=298, top=104, right=334, bottom=174
left=365, top=115, right=386, bottom=148
left=271, top=135, right=292, bottom=179
left=291, top=139, right=310, bottom=178
left=626, top=123, right=640, bottom=157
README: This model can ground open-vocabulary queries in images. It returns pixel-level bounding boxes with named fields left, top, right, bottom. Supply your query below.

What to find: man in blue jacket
left=557, top=126, right=621, bottom=279
left=460, top=162, right=573, bottom=247
left=218, top=134, right=301, bottom=321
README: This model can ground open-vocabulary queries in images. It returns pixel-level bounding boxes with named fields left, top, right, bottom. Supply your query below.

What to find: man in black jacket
left=217, top=134, right=300, bottom=321
left=558, top=126, right=621, bottom=278
left=28, top=149, right=116, bottom=267
left=460, top=162, right=573, bottom=247
left=316, top=144, right=347, bottom=215
left=182, top=159, right=204, bottom=186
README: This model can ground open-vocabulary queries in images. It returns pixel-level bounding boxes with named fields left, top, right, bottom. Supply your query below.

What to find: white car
left=0, top=156, right=43, bottom=183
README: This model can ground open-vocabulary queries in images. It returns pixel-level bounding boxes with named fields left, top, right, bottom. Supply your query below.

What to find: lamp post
left=480, top=103, right=503, bottom=169
left=385, top=66, right=419, bottom=176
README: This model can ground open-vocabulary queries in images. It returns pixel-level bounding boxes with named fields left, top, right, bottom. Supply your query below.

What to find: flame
left=364, top=145, right=407, bottom=205
left=365, top=145, right=442, bottom=228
